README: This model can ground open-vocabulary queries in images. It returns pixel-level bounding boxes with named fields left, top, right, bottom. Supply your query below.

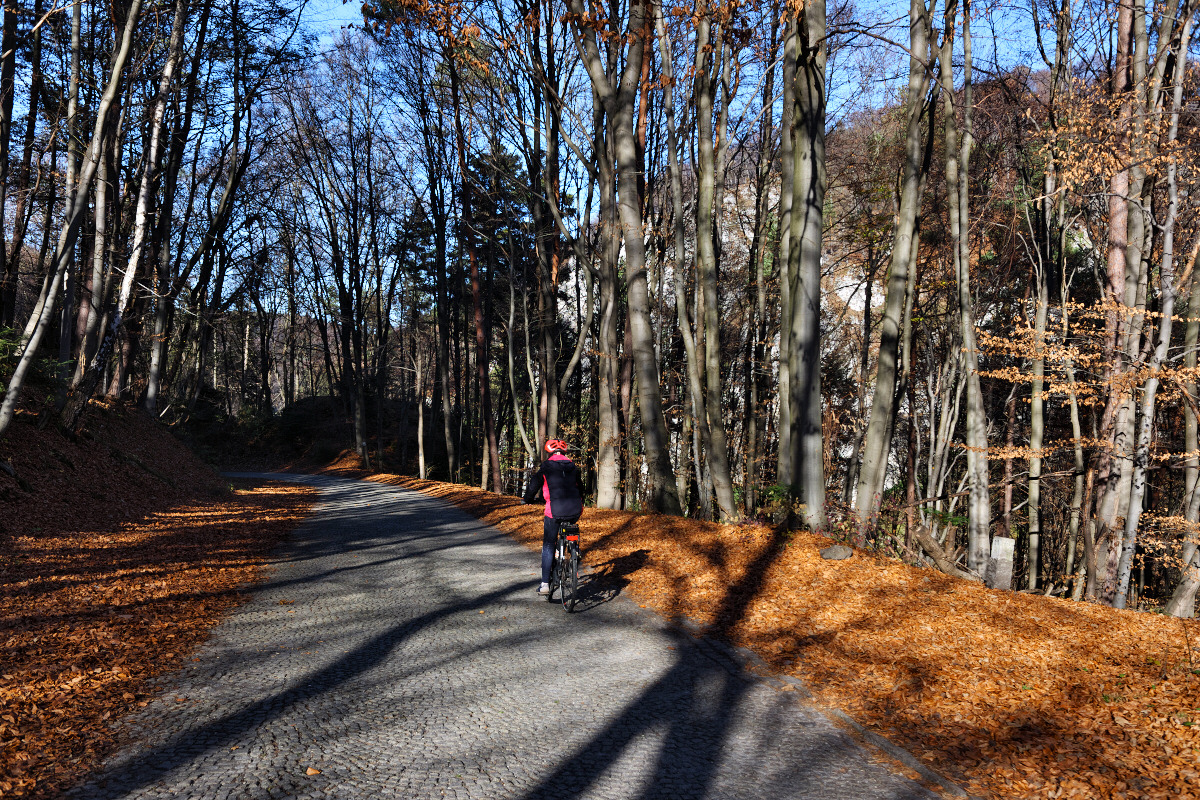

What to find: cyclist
left=523, top=438, right=584, bottom=595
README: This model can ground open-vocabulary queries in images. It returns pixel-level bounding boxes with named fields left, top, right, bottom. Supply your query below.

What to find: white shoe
left=537, top=582, right=550, bottom=595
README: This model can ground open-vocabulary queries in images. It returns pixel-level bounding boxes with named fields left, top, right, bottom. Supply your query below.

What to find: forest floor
left=316, top=459, right=1200, bottom=800
left=2, top=403, right=1197, bottom=800
left=0, top=403, right=316, bottom=799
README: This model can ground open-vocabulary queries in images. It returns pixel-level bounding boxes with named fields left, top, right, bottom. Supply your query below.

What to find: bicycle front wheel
left=561, top=545, right=579, bottom=612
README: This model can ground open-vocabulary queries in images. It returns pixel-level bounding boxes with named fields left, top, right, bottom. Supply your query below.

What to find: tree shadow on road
left=514, top=527, right=935, bottom=800
left=68, top=576, right=529, bottom=799
left=571, top=547, right=650, bottom=610
left=61, top=475, right=532, bottom=799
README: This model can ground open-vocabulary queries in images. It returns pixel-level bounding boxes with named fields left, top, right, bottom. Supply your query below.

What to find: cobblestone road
left=70, top=474, right=939, bottom=800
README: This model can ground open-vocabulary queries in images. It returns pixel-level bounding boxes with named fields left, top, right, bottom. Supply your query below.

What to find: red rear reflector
left=566, top=535, right=579, bottom=541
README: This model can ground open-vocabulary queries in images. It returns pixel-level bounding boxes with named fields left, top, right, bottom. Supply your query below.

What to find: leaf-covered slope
left=0, top=404, right=315, bottom=799
left=0, top=402, right=224, bottom=536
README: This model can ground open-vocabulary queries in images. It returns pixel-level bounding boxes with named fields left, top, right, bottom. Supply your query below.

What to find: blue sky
left=303, top=0, right=368, bottom=42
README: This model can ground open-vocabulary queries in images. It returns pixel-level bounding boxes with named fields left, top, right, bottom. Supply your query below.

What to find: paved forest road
left=70, top=474, right=938, bottom=800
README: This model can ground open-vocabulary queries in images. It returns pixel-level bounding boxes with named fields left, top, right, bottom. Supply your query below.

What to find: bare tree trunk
left=613, top=14, right=680, bottom=514
left=998, top=386, right=1016, bottom=539
left=570, top=0, right=679, bottom=514
left=63, top=0, right=186, bottom=432
left=2, top=0, right=43, bottom=329
left=856, top=0, right=931, bottom=525
left=0, top=0, right=144, bottom=438
left=594, top=91, right=622, bottom=509
left=55, top=0, right=84, bottom=406
left=904, top=377, right=919, bottom=552
left=1166, top=248, right=1200, bottom=616
left=416, top=346, right=428, bottom=479
left=1093, top=0, right=1135, bottom=600
left=1103, top=0, right=1155, bottom=589
left=1113, top=193, right=1182, bottom=605
left=20, top=82, right=94, bottom=353
left=1065, top=333, right=1087, bottom=591
left=940, top=0, right=989, bottom=573
left=657, top=4, right=712, bottom=517
left=786, top=0, right=827, bottom=528
left=107, top=322, right=135, bottom=399
left=1027, top=274, right=1048, bottom=588
left=0, top=0, right=19, bottom=328
left=843, top=246, right=878, bottom=505
left=146, top=0, right=210, bottom=413
left=446, top=53, right=501, bottom=492
left=507, top=258, right=535, bottom=463
left=776, top=18, right=796, bottom=489
left=1186, top=253, right=1200, bottom=518
left=744, top=11, right=778, bottom=516
left=415, top=79, right=457, bottom=481
left=1116, top=11, right=1196, bottom=607
left=619, top=313, right=635, bottom=509
left=692, top=5, right=738, bottom=521
left=537, top=77, right=596, bottom=438
left=521, top=2, right=563, bottom=448
left=74, top=131, right=112, bottom=387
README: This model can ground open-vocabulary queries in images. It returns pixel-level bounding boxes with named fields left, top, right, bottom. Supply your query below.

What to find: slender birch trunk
left=416, top=345, right=427, bottom=479
left=1023, top=141, right=1054, bottom=589
left=1064, top=303, right=1087, bottom=592
left=1028, top=272, right=1048, bottom=588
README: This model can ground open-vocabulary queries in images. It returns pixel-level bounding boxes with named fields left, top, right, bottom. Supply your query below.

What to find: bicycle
left=548, top=518, right=581, bottom=612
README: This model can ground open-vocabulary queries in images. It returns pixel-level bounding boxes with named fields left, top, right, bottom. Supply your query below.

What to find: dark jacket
left=523, top=454, right=585, bottom=519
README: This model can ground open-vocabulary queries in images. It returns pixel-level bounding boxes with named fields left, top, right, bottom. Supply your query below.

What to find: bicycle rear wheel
left=561, top=544, right=579, bottom=612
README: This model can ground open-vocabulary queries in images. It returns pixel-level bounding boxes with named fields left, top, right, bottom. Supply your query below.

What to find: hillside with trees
left=1, top=0, right=1199, bottom=617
